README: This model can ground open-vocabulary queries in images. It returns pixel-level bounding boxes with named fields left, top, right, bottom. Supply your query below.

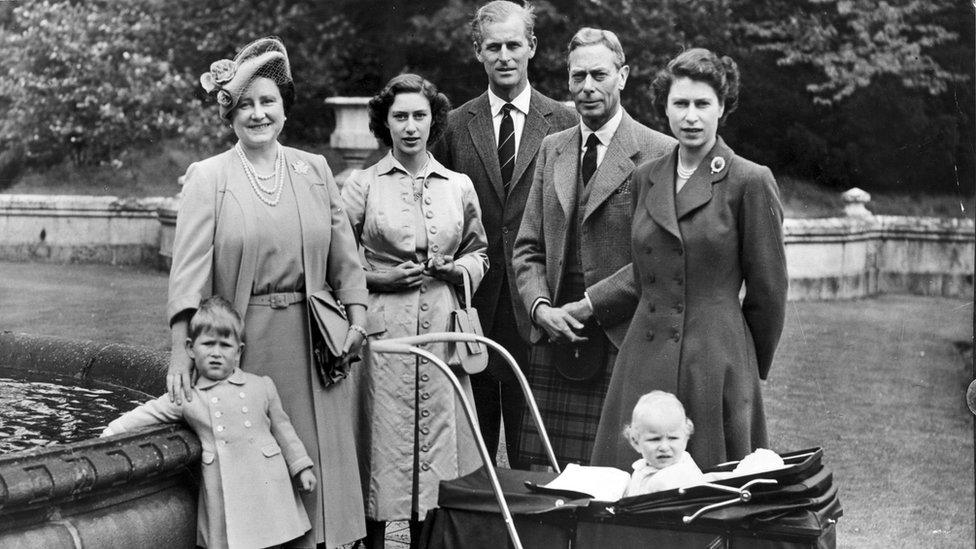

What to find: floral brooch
left=710, top=156, right=726, bottom=174
left=292, top=160, right=310, bottom=175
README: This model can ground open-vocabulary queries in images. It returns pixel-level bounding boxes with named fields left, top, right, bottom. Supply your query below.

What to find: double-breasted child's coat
left=107, top=369, right=312, bottom=549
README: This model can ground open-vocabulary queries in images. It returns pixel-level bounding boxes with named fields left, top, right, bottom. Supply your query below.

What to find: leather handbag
left=448, top=267, right=489, bottom=375
left=307, top=289, right=355, bottom=387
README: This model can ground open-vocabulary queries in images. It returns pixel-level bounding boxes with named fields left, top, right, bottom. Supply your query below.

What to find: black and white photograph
left=0, top=1, right=973, bottom=547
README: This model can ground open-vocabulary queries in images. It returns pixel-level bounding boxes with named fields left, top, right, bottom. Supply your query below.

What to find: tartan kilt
left=518, top=336, right=617, bottom=467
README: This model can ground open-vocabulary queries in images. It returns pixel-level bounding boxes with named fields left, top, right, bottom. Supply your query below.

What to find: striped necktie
left=497, top=103, right=516, bottom=188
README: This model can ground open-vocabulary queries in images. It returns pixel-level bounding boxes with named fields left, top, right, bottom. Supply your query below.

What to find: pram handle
left=369, top=332, right=562, bottom=472
left=370, top=332, right=566, bottom=549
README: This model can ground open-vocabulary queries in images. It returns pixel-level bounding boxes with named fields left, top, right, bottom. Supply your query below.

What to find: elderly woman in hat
left=166, top=37, right=368, bottom=549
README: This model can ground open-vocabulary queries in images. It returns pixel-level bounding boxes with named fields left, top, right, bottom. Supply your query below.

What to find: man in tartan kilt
left=512, top=27, right=674, bottom=467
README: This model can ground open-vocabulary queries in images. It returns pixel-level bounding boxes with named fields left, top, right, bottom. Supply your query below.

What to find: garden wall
left=0, top=195, right=172, bottom=266
left=0, top=193, right=972, bottom=301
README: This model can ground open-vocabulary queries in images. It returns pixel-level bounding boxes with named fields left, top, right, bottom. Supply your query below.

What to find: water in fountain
left=0, top=368, right=145, bottom=453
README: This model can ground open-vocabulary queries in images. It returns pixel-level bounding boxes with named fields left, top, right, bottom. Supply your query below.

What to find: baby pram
left=370, top=333, right=841, bottom=549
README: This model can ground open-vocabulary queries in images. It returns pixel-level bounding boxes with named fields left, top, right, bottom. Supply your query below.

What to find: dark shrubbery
left=0, top=0, right=971, bottom=195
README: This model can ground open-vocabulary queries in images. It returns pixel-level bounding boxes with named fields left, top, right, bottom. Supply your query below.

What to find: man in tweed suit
left=432, top=1, right=576, bottom=470
left=512, top=27, right=675, bottom=467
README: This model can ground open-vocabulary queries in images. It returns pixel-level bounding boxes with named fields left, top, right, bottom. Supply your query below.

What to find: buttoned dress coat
left=433, top=89, right=577, bottom=340
left=590, top=138, right=788, bottom=471
left=107, top=370, right=313, bottom=549
left=341, top=152, right=488, bottom=521
left=168, top=147, right=368, bottom=548
left=512, top=112, right=674, bottom=464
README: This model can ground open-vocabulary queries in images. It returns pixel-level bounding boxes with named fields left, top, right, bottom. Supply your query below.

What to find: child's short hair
left=623, top=390, right=695, bottom=440
left=188, top=296, right=244, bottom=343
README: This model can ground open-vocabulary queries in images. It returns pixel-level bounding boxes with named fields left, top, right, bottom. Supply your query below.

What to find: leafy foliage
left=0, top=0, right=971, bottom=195
left=739, top=0, right=968, bottom=105
left=0, top=0, right=205, bottom=165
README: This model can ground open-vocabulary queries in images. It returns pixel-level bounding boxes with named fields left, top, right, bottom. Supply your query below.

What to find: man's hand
left=562, top=298, right=594, bottom=324
left=535, top=304, right=588, bottom=343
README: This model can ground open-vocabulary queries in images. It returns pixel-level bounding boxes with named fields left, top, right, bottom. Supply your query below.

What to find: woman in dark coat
left=591, top=48, right=788, bottom=470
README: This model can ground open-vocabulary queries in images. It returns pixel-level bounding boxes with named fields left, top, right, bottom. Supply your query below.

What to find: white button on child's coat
left=241, top=406, right=249, bottom=413
left=244, top=421, right=252, bottom=428
left=216, top=426, right=225, bottom=432
left=239, top=392, right=246, bottom=398
left=211, top=397, right=219, bottom=403
left=215, top=411, right=222, bottom=418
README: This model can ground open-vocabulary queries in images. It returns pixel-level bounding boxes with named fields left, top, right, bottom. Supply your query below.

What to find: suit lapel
left=645, top=149, right=681, bottom=241
left=507, top=89, right=550, bottom=196
left=466, top=95, right=505, bottom=204
left=224, top=152, right=259, bottom=314
left=674, top=137, right=732, bottom=220
left=282, top=148, right=320, bottom=295
left=551, top=129, right=580, bottom=219
left=583, top=113, right=637, bottom=221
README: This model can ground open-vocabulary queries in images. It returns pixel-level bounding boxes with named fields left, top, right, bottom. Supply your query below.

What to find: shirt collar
left=488, top=84, right=532, bottom=118
left=195, top=368, right=246, bottom=390
left=580, top=107, right=624, bottom=148
left=376, top=150, right=450, bottom=180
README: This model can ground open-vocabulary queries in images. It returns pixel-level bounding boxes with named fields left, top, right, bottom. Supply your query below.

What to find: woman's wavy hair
left=367, top=74, right=451, bottom=148
left=651, top=48, right=740, bottom=125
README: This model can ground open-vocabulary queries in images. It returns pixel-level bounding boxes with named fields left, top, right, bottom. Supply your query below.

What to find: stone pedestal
left=325, top=96, right=379, bottom=186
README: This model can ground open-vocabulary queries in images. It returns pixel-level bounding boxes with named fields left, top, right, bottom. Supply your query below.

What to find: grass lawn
left=0, top=260, right=973, bottom=547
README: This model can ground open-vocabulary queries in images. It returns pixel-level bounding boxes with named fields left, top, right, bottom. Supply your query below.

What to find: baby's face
left=630, top=407, right=690, bottom=469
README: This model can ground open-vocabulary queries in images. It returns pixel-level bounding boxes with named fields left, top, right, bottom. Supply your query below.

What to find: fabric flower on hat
left=210, top=59, right=236, bottom=84
left=199, top=60, right=236, bottom=94
left=216, top=89, right=233, bottom=107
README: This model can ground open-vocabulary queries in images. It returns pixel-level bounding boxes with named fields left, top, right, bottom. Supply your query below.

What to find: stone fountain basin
left=0, top=331, right=201, bottom=548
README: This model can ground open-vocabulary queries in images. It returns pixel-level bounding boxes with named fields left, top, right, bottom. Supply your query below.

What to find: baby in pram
left=622, top=391, right=705, bottom=496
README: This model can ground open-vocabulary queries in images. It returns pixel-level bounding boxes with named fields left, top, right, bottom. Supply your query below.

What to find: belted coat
left=341, top=152, right=488, bottom=520
left=107, top=370, right=313, bottom=549
left=168, top=147, right=368, bottom=548
left=591, top=138, right=788, bottom=470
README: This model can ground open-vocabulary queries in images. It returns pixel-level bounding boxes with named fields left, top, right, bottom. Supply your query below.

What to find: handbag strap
left=460, top=265, right=472, bottom=308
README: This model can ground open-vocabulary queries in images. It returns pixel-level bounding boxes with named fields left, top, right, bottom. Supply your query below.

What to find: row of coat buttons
left=646, top=274, right=684, bottom=285
left=645, top=329, right=682, bottom=342
left=215, top=421, right=252, bottom=432
left=213, top=406, right=248, bottom=418
left=210, top=393, right=247, bottom=403
left=646, top=304, right=684, bottom=313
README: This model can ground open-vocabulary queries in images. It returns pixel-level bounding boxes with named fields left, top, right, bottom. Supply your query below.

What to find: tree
left=0, top=0, right=203, bottom=165
left=738, top=0, right=968, bottom=105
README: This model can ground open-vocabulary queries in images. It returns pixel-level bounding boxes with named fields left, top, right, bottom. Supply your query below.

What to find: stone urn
left=324, top=96, right=379, bottom=186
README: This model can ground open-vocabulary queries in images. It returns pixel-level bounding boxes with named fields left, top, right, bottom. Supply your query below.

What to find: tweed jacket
left=512, top=111, right=675, bottom=347
left=433, top=89, right=577, bottom=340
left=107, top=370, right=312, bottom=549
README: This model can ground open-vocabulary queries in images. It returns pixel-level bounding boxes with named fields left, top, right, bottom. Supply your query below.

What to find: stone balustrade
left=0, top=192, right=972, bottom=301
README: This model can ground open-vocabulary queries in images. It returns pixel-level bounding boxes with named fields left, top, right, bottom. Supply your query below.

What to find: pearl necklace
left=236, top=142, right=284, bottom=206
left=676, top=162, right=696, bottom=179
